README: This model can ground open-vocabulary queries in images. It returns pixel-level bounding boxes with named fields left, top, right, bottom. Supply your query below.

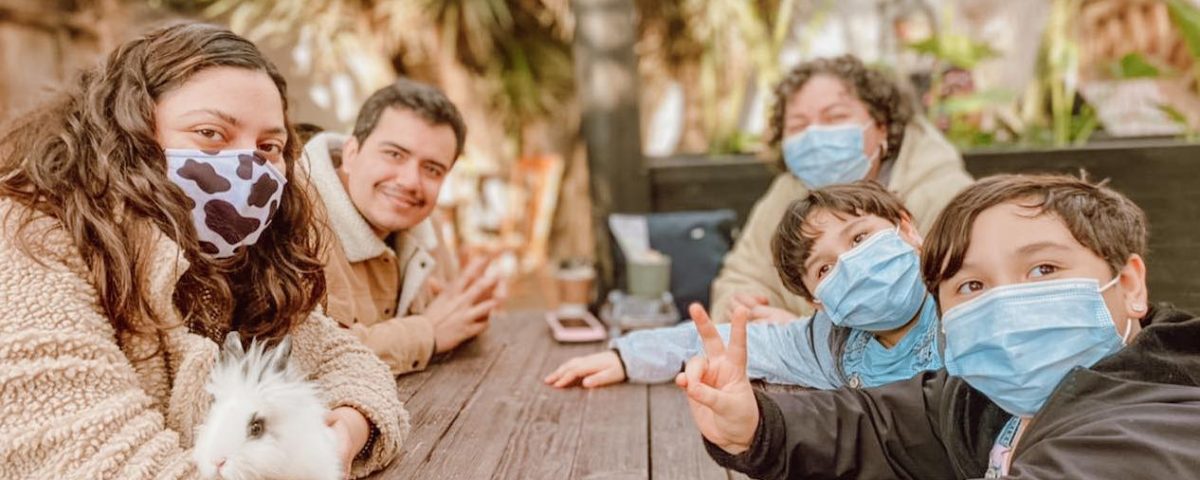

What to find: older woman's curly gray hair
left=766, top=55, right=914, bottom=170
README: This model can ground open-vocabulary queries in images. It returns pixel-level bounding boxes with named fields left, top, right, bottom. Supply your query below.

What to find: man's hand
left=675, top=304, right=759, bottom=455
left=422, top=257, right=501, bottom=353
left=544, top=350, right=626, bottom=388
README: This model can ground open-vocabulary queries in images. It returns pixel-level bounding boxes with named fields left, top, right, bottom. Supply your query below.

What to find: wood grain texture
left=394, top=313, right=553, bottom=478
left=489, top=339, right=597, bottom=479
left=569, top=382, right=649, bottom=480
left=369, top=310, right=749, bottom=479
left=648, top=383, right=728, bottom=480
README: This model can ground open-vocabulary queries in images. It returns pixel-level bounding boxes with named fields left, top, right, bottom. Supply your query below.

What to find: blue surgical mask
left=942, top=277, right=1133, bottom=417
left=782, top=123, right=880, bottom=188
left=813, top=228, right=926, bottom=331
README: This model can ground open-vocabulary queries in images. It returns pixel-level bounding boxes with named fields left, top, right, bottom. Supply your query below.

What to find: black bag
left=610, top=209, right=737, bottom=320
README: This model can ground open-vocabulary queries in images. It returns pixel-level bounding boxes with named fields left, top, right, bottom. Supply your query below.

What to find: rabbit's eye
left=247, top=415, right=265, bottom=439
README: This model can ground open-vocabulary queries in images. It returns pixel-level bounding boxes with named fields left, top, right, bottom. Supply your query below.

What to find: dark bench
left=646, top=139, right=1200, bottom=314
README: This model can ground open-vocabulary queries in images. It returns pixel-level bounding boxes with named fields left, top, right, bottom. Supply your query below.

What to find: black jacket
left=707, top=303, right=1200, bottom=479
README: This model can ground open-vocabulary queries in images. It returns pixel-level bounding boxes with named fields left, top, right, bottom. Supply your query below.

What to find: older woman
left=0, top=23, right=405, bottom=478
left=711, top=55, right=973, bottom=323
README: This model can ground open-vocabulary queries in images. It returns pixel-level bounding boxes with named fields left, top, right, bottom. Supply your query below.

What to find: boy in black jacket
left=681, top=174, right=1200, bottom=479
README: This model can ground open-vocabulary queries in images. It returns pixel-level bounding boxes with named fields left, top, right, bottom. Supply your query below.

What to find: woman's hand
left=728, top=293, right=769, bottom=321
left=748, top=305, right=797, bottom=324
left=325, top=406, right=370, bottom=479
left=544, top=350, right=626, bottom=388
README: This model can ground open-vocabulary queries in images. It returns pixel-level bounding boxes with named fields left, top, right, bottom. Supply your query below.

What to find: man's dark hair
left=352, top=78, right=467, bottom=159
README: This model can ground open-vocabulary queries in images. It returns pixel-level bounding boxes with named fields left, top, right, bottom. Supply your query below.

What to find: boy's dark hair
left=921, top=173, right=1148, bottom=301
left=767, top=55, right=914, bottom=170
left=772, top=180, right=912, bottom=301
left=352, top=78, right=467, bottom=159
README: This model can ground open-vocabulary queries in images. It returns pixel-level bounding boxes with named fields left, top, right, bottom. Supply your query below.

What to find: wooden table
left=367, top=309, right=752, bottom=479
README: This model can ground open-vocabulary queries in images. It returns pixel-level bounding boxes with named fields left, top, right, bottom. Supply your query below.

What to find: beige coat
left=0, top=198, right=407, bottom=479
left=303, top=132, right=459, bottom=375
left=710, top=120, right=973, bottom=322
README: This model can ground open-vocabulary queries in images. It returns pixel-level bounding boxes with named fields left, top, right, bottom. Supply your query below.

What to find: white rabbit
left=193, top=332, right=342, bottom=480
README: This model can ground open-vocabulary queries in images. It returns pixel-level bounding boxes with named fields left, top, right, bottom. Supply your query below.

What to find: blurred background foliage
left=9, top=0, right=1200, bottom=156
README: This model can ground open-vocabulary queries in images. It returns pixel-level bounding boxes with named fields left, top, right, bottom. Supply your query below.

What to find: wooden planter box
left=645, top=139, right=1200, bottom=314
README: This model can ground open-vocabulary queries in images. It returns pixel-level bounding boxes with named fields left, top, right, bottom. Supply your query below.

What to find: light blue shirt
left=610, top=294, right=942, bottom=389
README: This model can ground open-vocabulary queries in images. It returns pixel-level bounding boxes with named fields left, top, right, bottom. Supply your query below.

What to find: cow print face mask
left=165, top=149, right=287, bottom=259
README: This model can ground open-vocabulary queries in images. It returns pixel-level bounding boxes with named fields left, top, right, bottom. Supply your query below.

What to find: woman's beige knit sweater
left=0, top=198, right=409, bottom=479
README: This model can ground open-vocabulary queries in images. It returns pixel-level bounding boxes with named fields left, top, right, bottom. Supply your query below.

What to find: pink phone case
left=545, top=310, right=607, bottom=343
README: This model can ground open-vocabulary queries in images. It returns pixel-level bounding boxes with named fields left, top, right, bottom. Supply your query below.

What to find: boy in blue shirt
left=545, top=181, right=941, bottom=390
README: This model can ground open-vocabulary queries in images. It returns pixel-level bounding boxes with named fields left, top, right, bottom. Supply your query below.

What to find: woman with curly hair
left=711, top=54, right=973, bottom=324
left=0, top=23, right=405, bottom=478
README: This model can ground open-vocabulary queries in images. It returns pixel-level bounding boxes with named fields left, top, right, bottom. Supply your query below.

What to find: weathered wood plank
left=371, top=311, right=543, bottom=479
left=489, top=341, right=598, bottom=479
left=390, top=311, right=560, bottom=478
left=394, top=364, right=435, bottom=404
left=570, top=382, right=650, bottom=479
left=648, top=383, right=728, bottom=480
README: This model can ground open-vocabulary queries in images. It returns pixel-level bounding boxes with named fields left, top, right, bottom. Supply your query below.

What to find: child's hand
left=544, top=351, right=626, bottom=388
left=676, top=303, right=759, bottom=455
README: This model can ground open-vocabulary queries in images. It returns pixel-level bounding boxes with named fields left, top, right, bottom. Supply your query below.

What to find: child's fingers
left=675, top=372, right=688, bottom=389
left=684, top=356, right=721, bottom=409
left=552, top=359, right=603, bottom=388
left=545, top=359, right=577, bottom=384
left=728, top=306, right=750, bottom=366
left=687, top=380, right=723, bottom=409
left=689, top=303, right=726, bottom=358
left=552, top=368, right=585, bottom=388
left=684, top=355, right=708, bottom=389
left=581, top=367, right=621, bottom=388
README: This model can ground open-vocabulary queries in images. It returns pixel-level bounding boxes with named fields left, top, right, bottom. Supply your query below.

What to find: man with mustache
left=303, top=79, right=502, bottom=375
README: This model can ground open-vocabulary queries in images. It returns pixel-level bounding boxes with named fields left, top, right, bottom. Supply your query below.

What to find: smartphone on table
left=545, top=308, right=606, bottom=343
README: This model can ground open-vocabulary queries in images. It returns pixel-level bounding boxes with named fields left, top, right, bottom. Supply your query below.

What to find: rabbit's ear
left=268, top=336, right=292, bottom=373
left=222, top=331, right=245, bottom=359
